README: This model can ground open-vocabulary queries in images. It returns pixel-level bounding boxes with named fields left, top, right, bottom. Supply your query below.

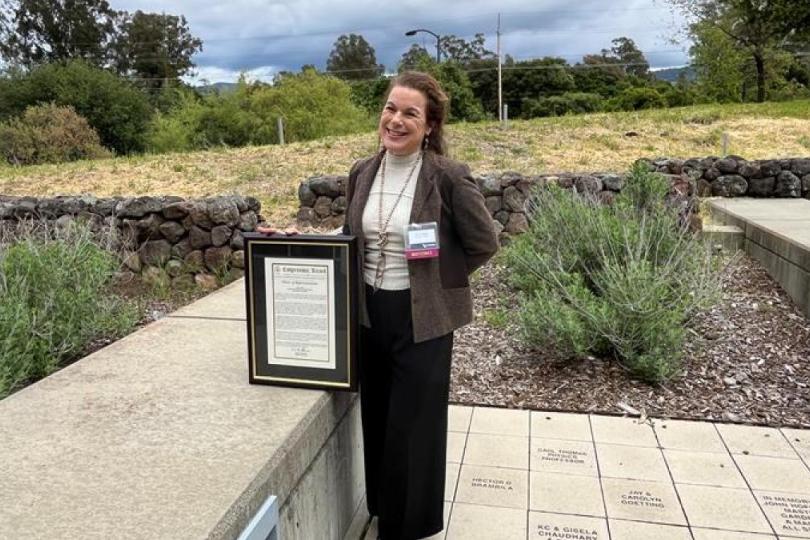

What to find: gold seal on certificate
left=244, top=234, right=359, bottom=391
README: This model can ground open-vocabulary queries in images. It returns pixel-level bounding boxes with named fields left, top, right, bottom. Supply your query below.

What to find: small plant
left=503, top=164, right=722, bottom=383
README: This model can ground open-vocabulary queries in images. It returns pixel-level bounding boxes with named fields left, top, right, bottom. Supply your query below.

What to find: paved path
left=363, top=406, right=810, bottom=540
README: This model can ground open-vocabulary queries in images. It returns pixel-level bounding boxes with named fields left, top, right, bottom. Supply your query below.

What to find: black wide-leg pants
left=360, top=285, right=453, bottom=540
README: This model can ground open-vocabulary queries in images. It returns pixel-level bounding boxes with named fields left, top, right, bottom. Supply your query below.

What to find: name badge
left=404, top=222, right=439, bottom=260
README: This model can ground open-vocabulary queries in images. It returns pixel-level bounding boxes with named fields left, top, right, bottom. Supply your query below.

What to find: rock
left=485, top=196, right=502, bottom=215
left=331, top=196, right=347, bottom=215
left=139, top=240, right=172, bottom=266
left=715, top=157, right=739, bottom=174
left=238, top=211, right=258, bottom=232
left=321, top=215, right=345, bottom=230
left=142, top=266, right=169, bottom=287
left=790, top=159, right=810, bottom=176
left=115, top=196, right=161, bottom=218
left=230, top=230, right=244, bottom=250
left=597, top=191, right=616, bottom=205
left=194, top=273, right=218, bottom=290
left=747, top=177, right=775, bottom=197
left=494, top=210, right=509, bottom=225
left=574, top=175, right=603, bottom=195
left=703, top=167, right=721, bottom=181
left=211, top=225, right=232, bottom=247
left=189, top=201, right=214, bottom=229
left=166, top=259, right=184, bottom=278
left=803, top=174, right=810, bottom=195
left=308, top=176, right=342, bottom=198
left=208, top=198, right=240, bottom=226
left=503, top=186, right=527, bottom=212
left=684, top=168, right=703, bottom=182
left=498, top=171, right=524, bottom=188
left=297, top=207, right=316, bottom=224
left=666, top=159, right=684, bottom=175
left=739, top=162, right=760, bottom=178
left=492, top=219, right=504, bottom=237
left=505, top=213, right=529, bottom=234
left=205, top=246, right=233, bottom=271
left=776, top=171, right=801, bottom=197
left=601, top=174, right=624, bottom=191
left=162, top=201, right=192, bottom=219
left=712, top=175, right=748, bottom=197
left=55, top=214, right=74, bottom=229
left=759, top=160, right=782, bottom=177
left=231, top=196, right=249, bottom=213
left=245, top=196, right=261, bottom=212
left=184, top=250, right=205, bottom=272
left=122, top=251, right=141, bottom=272
left=172, top=238, right=192, bottom=260
left=313, top=196, right=333, bottom=218
left=476, top=175, right=502, bottom=196
left=95, top=198, right=119, bottom=216
left=298, top=182, right=317, bottom=206
left=697, top=179, right=712, bottom=197
left=231, top=250, right=245, bottom=269
left=189, top=225, right=212, bottom=250
left=158, top=220, right=186, bottom=243
left=557, top=175, right=575, bottom=189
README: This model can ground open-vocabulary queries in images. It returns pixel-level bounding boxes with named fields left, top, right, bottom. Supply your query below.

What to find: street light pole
left=405, top=29, right=442, bottom=63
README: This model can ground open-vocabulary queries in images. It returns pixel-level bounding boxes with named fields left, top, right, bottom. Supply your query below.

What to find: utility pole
left=497, top=13, right=503, bottom=122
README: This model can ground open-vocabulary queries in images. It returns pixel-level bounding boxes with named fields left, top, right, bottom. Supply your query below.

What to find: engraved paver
left=530, top=438, right=597, bottom=476
left=754, top=490, right=810, bottom=538
left=445, top=503, right=527, bottom=540
left=469, top=407, right=529, bottom=437
left=531, top=411, right=593, bottom=442
left=454, top=464, right=528, bottom=510
left=528, top=511, right=609, bottom=540
left=602, top=478, right=687, bottom=525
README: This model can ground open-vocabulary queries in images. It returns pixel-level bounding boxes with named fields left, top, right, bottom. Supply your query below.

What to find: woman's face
left=378, top=85, right=430, bottom=156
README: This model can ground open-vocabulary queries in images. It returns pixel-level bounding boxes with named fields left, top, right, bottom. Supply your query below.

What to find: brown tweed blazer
left=343, top=150, right=499, bottom=343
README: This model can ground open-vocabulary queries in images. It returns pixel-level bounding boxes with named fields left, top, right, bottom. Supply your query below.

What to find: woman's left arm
left=449, top=164, right=499, bottom=273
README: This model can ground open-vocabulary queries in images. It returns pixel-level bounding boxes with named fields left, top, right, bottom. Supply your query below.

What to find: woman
left=263, top=71, right=498, bottom=539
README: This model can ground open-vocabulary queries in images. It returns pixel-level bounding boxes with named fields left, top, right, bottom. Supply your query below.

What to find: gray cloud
left=115, top=0, right=689, bottom=83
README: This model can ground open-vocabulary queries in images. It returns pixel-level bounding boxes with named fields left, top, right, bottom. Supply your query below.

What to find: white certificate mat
left=264, top=257, right=336, bottom=370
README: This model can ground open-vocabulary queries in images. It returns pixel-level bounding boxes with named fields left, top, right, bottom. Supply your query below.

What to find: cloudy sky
left=115, top=0, right=690, bottom=84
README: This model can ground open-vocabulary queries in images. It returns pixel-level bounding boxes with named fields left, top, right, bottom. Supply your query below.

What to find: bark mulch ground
left=450, top=253, right=810, bottom=428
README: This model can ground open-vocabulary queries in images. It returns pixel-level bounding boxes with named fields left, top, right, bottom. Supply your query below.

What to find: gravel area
left=450, top=253, right=810, bottom=428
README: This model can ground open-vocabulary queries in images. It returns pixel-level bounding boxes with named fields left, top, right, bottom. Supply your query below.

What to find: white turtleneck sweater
left=361, top=151, right=422, bottom=290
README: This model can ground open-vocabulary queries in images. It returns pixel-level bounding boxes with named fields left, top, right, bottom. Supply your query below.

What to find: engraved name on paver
left=619, top=490, right=666, bottom=509
left=535, top=446, right=588, bottom=466
left=534, top=523, right=602, bottom=540
left=760, top=494, right=810, bottom=534
left=470, top=477, right=514, bottom=491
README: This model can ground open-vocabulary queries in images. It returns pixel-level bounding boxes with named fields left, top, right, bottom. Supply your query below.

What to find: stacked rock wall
left=0, top=194, right=260, bottom=287
left=296, top=156, right=810, bottom=239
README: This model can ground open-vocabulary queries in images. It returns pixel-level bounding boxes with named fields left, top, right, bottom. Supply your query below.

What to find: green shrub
left=0, top=223, right=138, bottom=397
left=0, top=60, right=154, bottom=154
left=350, top=76, right=391, bottom=115
left=610, top=87, right=668, bottom=111
left=0, top=103, right=111, bottom=165
left=503, top=164, right=721, bottom=383
left=522, top=92, right=604, bottom=118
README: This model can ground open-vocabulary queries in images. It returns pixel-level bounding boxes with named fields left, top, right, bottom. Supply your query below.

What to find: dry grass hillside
left=2, top=100, right=809, bottom=225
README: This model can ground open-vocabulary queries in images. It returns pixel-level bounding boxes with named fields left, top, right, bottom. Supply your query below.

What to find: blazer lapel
left=349, top=151, right=383, bottom=242
left=409, top=152, right=438, bottom=223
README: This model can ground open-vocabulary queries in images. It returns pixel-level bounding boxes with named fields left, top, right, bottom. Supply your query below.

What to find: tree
left=606, top=37, right=650, bottom=79
left=668, top=0, right=810, bottom=102
left=326, top=33, right=383, bottom=80
left=438, top=33, right=495, bottom=64
left=399, top=44, right=433, bottom=71
left=111, top=11, right=202, bottom=91
left=0, top=0, right=118, bottom=67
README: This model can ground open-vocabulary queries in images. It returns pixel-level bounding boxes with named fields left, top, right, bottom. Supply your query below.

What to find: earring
left=423, top=135, right=429, bottom=150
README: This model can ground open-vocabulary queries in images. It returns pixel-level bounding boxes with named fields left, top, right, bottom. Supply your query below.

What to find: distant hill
left=652, top=66, right=696, bottom=83
left=196, top=82, right=239, bottom=95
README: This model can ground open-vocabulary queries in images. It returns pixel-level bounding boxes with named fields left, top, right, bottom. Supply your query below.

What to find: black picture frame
left=244, top=233, right=359, bottom=391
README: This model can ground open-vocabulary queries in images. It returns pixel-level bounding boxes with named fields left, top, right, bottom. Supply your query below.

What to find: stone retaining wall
left=296, top=156, right=810, bottom=240
left=0, top=194, right=260, bottom=287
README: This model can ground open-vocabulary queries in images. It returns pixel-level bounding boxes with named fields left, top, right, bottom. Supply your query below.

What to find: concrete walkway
left=362, top=406, right=810, bottom=540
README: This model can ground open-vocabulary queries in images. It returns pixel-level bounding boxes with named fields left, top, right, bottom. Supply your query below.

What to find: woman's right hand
left=256, top=225, right=300, bottom=236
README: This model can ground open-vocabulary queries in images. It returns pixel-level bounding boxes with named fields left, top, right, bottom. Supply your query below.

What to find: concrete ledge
left=0, top=279, right=363, bottom=539
left=700, top=224, right=745, bottom=253
left=708, top=198, right=810, bottom=318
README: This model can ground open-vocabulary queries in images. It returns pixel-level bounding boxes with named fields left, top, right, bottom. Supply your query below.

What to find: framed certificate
left=244, top=233, right=359, bottom=391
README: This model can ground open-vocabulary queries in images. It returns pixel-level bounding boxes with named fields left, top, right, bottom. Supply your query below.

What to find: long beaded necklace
left=373, top=150, right=423, bottom=291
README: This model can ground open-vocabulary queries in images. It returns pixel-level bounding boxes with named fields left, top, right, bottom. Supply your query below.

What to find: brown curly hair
left=385, top=71, right=449, bottom=155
